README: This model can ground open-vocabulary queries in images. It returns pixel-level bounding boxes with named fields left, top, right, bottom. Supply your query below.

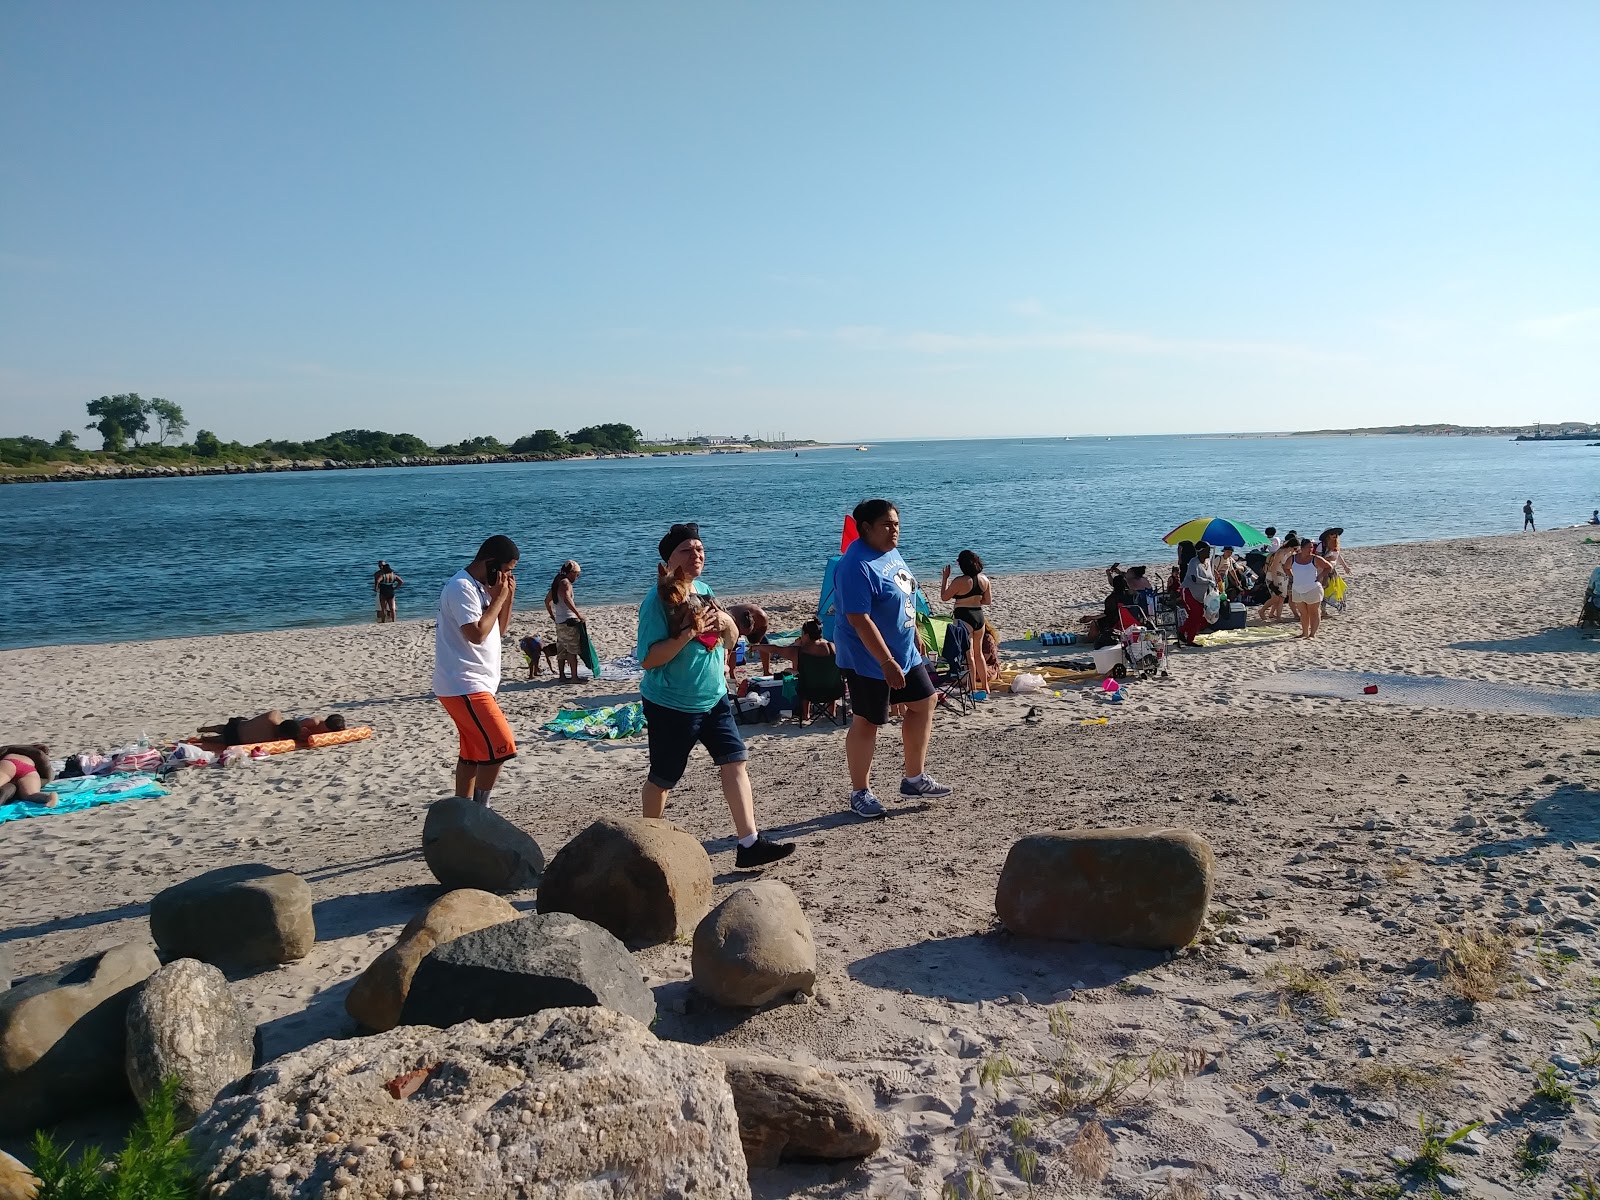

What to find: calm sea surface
left=3, top=436, right=1596, bottom=649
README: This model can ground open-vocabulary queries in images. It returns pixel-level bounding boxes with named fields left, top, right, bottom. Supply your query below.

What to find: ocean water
left=3, top=435, right=1595, bottom=650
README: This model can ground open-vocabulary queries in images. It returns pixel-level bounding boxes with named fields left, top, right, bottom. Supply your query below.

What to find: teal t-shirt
left=636, top=579, right=728, bottom=713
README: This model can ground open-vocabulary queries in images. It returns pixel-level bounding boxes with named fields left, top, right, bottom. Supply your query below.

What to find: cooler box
left=1090, top=645, right=1126, bottom=675
left=1216, top=603, right=1247, bottom=631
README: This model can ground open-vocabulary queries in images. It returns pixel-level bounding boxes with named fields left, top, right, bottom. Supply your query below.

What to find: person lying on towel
left=0, top=743, right=54, bottom=806
left=198, top=711, right=346, bottom=745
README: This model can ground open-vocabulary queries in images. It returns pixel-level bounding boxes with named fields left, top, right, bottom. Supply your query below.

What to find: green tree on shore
left=193, top=429, right=222, bottom=457
left=149, top=398, right=187, bottom=445
left=512, top=429, right=568, bottom=453
left=85, top=393, right=150, bottom=450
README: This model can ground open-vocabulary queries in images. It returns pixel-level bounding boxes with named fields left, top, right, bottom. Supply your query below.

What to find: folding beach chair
left=932, top=618, right=974, bottom=713
left=794, top=652, right=849, bottom=726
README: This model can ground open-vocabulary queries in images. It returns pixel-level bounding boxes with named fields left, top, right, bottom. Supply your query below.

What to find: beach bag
left=1010, top=672, right=1046, bottom=695
left=1325, top=575, right=1347, bottom=603
left=1204, top=592, right=1222, bottom=620
left=164, top=742, right=216, bottom=770
left=112, top=747, right=163, bottom=773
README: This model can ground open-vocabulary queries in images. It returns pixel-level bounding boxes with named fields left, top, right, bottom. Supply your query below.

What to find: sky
left=2, top=3, right=1596, bottom=445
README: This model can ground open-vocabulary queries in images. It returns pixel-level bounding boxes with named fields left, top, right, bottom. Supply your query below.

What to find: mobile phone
left=487, top=561, right=502, bottom=585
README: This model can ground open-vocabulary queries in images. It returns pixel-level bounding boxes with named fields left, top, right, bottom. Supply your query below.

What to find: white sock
left=738, top=832, right=759, bottom=848
left=904, top=773, right=926, bottom=784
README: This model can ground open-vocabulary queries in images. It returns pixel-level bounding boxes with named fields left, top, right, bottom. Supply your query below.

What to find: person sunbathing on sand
left=0, top=744, right=53, bottom=806
left=199, top=712, right=346, bottom=745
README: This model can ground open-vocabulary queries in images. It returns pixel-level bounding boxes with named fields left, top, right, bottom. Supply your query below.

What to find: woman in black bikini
left=374, top=561, right=404, bottom=623
left=940, top=549, right=993, bottom=697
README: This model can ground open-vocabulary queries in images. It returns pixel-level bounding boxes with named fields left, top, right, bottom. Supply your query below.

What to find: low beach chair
left=933, top=619, right=974, bottom=713
left=795, top=652, right=849, bottom=726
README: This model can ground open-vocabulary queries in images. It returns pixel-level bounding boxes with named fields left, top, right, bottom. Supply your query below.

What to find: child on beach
left=434, top=535, right=519, bottom=805
left=518, top=634, right=547, bottom=678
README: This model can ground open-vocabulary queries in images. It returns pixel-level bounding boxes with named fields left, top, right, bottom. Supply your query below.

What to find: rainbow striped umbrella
left=1162, top=517, right=1270, bottom=548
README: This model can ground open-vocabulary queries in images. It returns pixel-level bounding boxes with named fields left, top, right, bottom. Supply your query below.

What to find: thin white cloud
left=1515, top=308, right=1600, bottom=341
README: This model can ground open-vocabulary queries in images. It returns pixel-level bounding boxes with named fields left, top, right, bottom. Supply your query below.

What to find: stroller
left=1117, top=607, right=1169, bottom=679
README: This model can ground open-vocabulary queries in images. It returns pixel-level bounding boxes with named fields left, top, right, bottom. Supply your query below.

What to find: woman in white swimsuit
left=1287, top=540, right=1335, bottom=640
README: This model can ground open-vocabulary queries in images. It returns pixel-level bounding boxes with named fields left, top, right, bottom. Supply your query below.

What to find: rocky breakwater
left=0, top=451, right=583, bottom=485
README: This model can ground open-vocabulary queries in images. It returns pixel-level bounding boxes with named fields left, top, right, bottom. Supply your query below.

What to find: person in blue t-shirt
left=834, top=499, right=953, bottom=818
left=635, top=522, right=795, bottom=870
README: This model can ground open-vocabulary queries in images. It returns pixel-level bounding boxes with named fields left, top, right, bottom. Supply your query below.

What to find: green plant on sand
left=32, top=1077, right=194, bottom=1199
left=1401, top=1114, right=1480, bottom=1185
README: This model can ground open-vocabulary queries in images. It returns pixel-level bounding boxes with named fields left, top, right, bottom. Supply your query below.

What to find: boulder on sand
left=712, top=1050, right=882, bottom=1167
left=422, top=796, right=545, bottom=892
left=537, top=817, right=712, bottom=947
left=125, top=958, right=256, bottom=1127
left=346, top=888, right=520, bottom=1032
left=149, top=863, right=315, bottom=966
left=692, top=881, right=816, bottom=1007
left=191, top=1006, right=750, bottom=1199
left=995, top=827, right=1214, bottom=950
left=401, top=912, right=656, bottom=1029
left=0, top=1149, right=38, bottom=1200
left=0, top=943, right=160, bottom=1134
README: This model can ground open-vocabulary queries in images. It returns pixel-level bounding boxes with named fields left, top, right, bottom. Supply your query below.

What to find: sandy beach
left=4, top=527, right=1599, bottom=1196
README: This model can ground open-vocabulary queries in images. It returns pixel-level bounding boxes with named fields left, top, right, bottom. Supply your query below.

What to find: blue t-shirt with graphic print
left=833, top=540, right=923, bottom=680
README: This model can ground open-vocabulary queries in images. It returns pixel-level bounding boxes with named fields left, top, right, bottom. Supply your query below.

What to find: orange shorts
left=438, top=693, right=517, bottom=764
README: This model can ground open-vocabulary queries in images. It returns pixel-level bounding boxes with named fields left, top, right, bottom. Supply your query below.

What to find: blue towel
left=0, top=772, right=169, bottom=825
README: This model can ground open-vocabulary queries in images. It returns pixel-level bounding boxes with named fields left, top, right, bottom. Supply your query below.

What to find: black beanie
left=658, top=522, right=700, bottom=562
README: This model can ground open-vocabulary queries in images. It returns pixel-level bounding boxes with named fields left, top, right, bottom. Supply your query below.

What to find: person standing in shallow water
left=833, top=499, right=953, bottom=819
left=433, top=535, right=519, bottom=806
left=635, top=522, right=795, bottom=870
left=374, top=561, right=403, bottom=622
left=1524, top=500, right=1536, bottom=532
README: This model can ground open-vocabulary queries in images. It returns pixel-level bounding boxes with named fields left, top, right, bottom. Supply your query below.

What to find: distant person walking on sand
left=374, top=561, right=404, bottom=622
left=1524, top=500, right=1536, bottom=531
left=636, top=522, right=794, bottom=869
left=835, top=499, right=952, bottom=819
left=544, top=560, right=585, bottom=680
left=940, top=549, right=992, bottom=698
left=433, top=535, right=519, bottom=805
left=1288, top=538, right=1336, bottom=640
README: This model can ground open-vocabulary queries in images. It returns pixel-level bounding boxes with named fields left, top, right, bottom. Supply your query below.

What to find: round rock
left=125, top=958, right=256, bottom=1127
left=995, top=827, right=1215, bottom=950
left=422, top=796, right=546, bottom=892
left=149, top=863, right=315, bottom=966
left=692, top=881, right=816, bottom=1008
left=538, top=817, right=712, bottom=947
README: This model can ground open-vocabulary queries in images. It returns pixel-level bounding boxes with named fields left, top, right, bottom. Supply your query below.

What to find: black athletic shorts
left=842, top=662, right=937, bottom=726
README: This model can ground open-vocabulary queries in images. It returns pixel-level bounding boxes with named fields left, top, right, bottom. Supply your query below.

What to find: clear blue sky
left=2, top=3, right=1596, bottom=445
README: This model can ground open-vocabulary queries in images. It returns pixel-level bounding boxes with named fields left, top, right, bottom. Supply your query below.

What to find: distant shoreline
left=0, top=441, right=839, bottom=486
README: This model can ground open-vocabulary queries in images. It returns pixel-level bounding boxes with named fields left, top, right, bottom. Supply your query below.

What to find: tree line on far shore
left=0, top=394, right=651, bottom=468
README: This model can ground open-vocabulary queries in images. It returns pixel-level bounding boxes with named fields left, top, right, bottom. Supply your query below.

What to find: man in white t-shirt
left=434, top=534, right=519, bottom=805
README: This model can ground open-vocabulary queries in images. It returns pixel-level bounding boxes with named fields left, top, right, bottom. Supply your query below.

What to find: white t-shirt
left=432, top=570, right=501, bottom=697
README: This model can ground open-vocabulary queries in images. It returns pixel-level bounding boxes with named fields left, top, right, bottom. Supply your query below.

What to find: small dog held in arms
left=657, top=564, right=707, bottom=636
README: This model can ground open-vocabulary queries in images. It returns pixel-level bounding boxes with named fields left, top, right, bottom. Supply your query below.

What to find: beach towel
left=596, top=654, right=646, bottom=682
left=0, top=772, right=169, bottom=824
left=541, top=701, right=647, bottom=741
left=577, top=622, right=603, bottom=680
left=1194, top=626, right=1302, bottom=648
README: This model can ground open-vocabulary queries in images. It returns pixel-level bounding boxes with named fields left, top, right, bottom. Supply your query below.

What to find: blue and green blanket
left=541, top=702, right=647, bottom=741
left=0, top=772, right=169, bottom=825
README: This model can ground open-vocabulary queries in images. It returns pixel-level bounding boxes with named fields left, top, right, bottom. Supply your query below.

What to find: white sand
left=3, top=528, right=1599, bottom=1194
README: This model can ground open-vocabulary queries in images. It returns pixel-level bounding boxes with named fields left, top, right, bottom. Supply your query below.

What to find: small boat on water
left=856, top=445, right=870, bottom=451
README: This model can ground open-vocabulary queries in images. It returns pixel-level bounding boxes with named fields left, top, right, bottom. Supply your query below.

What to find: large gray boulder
left=0, top=1149, right=38, bottom=1200
left=191, top=1007, right=750, bottom=1199
left=149, top=863, right=315, bottom=966
left=0, top=943, right=160, bottom=1134
left=995, top=827, right=1215, bottom=950
left=422, top=797, right=545, bottom=892
left=537, top=817, right=712, bottom=947
left=712, top=1050, right=882, bottom=1167
left=692, top=881, right=816, bottom=1007
left=401, top=912, right=655, bottom=1029
left=346, top=889, right=521, bottom=1032
left=125, top=958, right=256, bottom=1127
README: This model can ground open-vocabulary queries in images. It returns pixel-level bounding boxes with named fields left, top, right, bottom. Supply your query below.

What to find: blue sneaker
left=850, top=789, right=887, bottom=819
left=900, top=774, right=953, bottom=799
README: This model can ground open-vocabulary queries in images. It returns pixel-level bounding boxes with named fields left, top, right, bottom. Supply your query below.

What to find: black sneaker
left=735, top=835, right=796, bottom=869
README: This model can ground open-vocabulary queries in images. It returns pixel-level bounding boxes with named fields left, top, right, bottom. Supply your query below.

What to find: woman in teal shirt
left=635, top=522, right=794, bottom=870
